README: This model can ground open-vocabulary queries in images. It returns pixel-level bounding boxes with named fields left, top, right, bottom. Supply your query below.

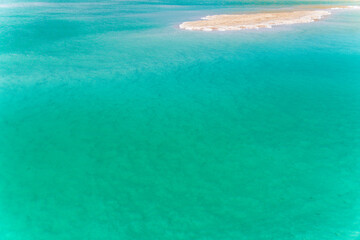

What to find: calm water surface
left=1, top=0, right=360, bottom=239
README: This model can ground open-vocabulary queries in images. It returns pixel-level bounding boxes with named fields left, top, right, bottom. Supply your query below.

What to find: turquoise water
left=1, top=1, right=360, bottom=239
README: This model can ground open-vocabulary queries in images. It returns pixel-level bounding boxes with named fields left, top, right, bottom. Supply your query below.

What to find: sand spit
left=179, top=6, right=359, bottom=31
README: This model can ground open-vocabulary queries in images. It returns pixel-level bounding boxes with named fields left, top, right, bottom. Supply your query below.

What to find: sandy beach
left=179, top=6, right=359, bottom=31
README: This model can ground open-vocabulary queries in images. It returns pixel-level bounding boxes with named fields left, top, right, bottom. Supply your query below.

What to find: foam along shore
left=179, top=6, right=359, bottom=31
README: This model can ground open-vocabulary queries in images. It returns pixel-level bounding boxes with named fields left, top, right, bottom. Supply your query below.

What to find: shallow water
left=1, top=1, right=360, bottom=239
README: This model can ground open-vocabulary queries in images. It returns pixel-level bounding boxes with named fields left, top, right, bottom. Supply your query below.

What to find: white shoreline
left=179, top=6, right=360, bottom=31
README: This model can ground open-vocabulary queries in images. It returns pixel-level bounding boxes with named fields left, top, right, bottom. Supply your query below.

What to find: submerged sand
left=179, top=6, right=359, bottom=31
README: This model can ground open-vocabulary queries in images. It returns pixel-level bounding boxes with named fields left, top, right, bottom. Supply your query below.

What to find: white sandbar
left=179, top=6, right=359, bottom=31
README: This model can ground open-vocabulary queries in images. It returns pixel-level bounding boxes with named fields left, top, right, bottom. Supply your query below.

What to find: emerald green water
left=1, top=1, right=360, bottom=239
